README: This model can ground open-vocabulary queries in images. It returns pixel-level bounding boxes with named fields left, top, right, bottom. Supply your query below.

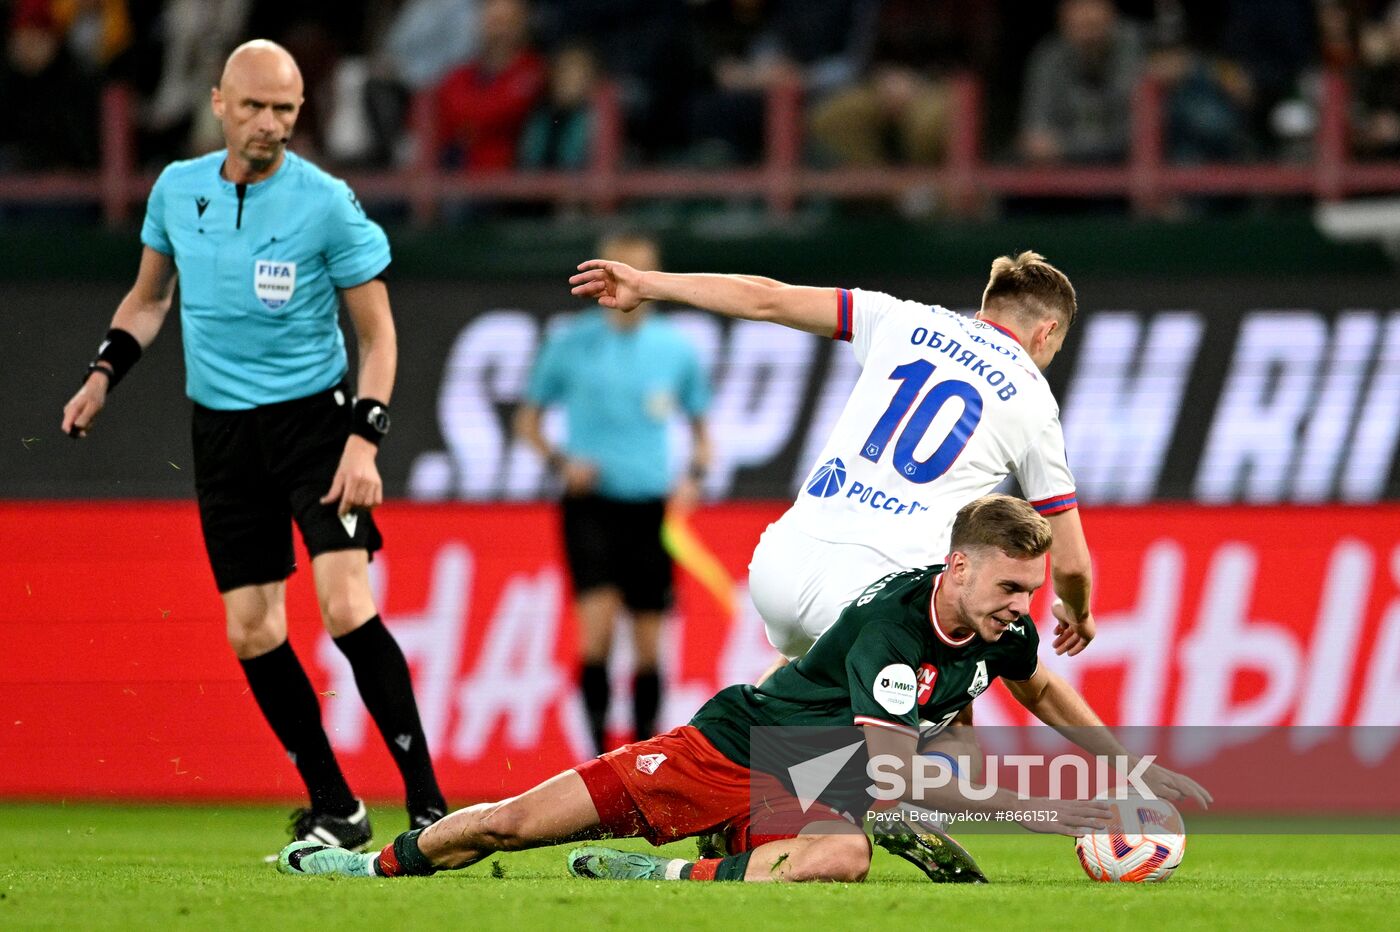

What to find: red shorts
left=575, top=725, right=850, bottom=852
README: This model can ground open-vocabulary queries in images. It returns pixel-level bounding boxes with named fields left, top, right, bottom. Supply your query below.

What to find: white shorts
left=747, top=519, right=906, bottom=659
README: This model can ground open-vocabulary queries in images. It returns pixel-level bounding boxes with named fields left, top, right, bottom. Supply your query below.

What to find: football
left=1074, top=797, right=1186, bottom=883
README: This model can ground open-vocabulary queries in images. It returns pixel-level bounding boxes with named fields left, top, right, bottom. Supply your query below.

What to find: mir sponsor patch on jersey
left=872, top=663, right=918, bottom=715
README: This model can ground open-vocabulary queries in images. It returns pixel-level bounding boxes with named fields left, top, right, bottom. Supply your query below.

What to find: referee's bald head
left=220, top=40, right=302, bottom=92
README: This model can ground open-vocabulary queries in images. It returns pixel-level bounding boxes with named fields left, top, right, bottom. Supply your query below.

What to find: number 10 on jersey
left=861, top=360, right=983, bottom=484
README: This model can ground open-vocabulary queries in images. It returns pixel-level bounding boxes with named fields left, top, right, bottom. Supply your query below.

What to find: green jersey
left=691, top=565, right=1040, bottom=767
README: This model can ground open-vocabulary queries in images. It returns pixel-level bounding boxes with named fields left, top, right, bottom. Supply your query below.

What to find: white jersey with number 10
left=783, top=288, right=1077, bottom=568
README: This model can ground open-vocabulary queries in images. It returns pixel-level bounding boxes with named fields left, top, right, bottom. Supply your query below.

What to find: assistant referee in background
left=516, top=231, right=711, bottom=756
left=62, top=39, right=446, bottom=849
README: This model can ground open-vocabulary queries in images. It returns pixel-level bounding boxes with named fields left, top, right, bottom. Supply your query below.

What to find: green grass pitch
left=1, top=803, right=1397, bottom=930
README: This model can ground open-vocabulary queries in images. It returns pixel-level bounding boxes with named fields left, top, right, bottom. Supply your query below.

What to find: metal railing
left=1, top=70, right=1396, bottom=227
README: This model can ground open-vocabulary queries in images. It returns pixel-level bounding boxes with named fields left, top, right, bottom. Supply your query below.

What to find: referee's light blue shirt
left=141, top=151, right=390, bottom=410
left=526, top=311, right=710, bottom=501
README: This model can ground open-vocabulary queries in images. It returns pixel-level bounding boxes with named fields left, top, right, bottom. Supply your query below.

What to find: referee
left=516, top=231, right=711, bottom=756
left=61, top=40, right=446, bottom=848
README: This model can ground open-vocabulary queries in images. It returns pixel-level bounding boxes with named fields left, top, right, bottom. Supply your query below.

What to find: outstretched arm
left=570, top=260, right=842, bottom=337
left=861, top=722, right=1112, bottom=836
left=62, top=247, right=177, bottom=437
left=1004, top=666, right=1213, bottom=808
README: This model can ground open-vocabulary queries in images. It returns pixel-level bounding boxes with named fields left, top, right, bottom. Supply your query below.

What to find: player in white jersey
left=572, top=251, right=1092, bottom=884
left=569, top=252, right=1094, bottom=663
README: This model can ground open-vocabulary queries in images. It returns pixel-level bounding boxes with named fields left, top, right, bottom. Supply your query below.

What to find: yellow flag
left=661, top=511, right=737, bottom=617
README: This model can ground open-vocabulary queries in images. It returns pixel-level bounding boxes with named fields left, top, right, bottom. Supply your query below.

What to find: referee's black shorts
left=561, top=493, right=673, bottom=613
left=191, top=380, right=382, bottom=593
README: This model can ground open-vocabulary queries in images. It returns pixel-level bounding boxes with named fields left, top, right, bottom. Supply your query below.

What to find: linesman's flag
left=660, top=511, right=737, bottom=617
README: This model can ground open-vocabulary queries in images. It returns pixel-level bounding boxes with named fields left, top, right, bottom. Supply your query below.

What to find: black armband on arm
left=351, top=397, right=391, bottom=445
left=86, top=328, right=142, bottom=389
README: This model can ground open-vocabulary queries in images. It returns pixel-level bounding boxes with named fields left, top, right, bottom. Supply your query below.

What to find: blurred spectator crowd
left=3, top=0, right=1400, bottom=177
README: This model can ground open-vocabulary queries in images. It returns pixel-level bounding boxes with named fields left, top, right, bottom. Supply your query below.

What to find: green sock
left=393, top=828, right=437, bottom=876
left=715, top=849, right=754, bottom=881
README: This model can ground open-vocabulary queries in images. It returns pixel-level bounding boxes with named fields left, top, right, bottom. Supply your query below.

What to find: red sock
left=688, top=858, right=721, bottom=881
left=374, top=842, right=401, bottom=877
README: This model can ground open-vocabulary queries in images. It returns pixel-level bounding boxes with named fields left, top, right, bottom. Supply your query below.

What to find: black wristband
left=545, top=450, right=566, bottom=472
left=351, top=397, right=391, bottom=445
left=688, top=462, right=708, bottom=482
left=88, top=328, right=142, bottom=390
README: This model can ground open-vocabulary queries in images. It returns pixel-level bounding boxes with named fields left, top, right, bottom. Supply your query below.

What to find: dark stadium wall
left=5, top=275, right=1399, bottom=503
left=0, top=215, right=1388, bottom=283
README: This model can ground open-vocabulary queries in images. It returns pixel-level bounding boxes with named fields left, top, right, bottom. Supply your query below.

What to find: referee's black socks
left=633, top=669, right=661, bottom=742
left=581, top=664, right=663, bottom=752
left=580, top=662, right=610, bottom=755
left=240, top=639, right=358, bottom=816
left=333, top=615, right=447, bottom=816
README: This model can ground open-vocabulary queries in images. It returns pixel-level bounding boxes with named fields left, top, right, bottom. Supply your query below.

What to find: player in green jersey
left=278, top=494, right=1209, bottom=884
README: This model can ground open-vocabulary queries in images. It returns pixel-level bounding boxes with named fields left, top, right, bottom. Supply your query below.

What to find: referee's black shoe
left=289, top=800, right=373, bottom=851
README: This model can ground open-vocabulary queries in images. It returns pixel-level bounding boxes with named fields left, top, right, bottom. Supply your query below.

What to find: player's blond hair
left=981, top=251, right=1077, bottom=329
left=949, top=494, right=1052, bottom=559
